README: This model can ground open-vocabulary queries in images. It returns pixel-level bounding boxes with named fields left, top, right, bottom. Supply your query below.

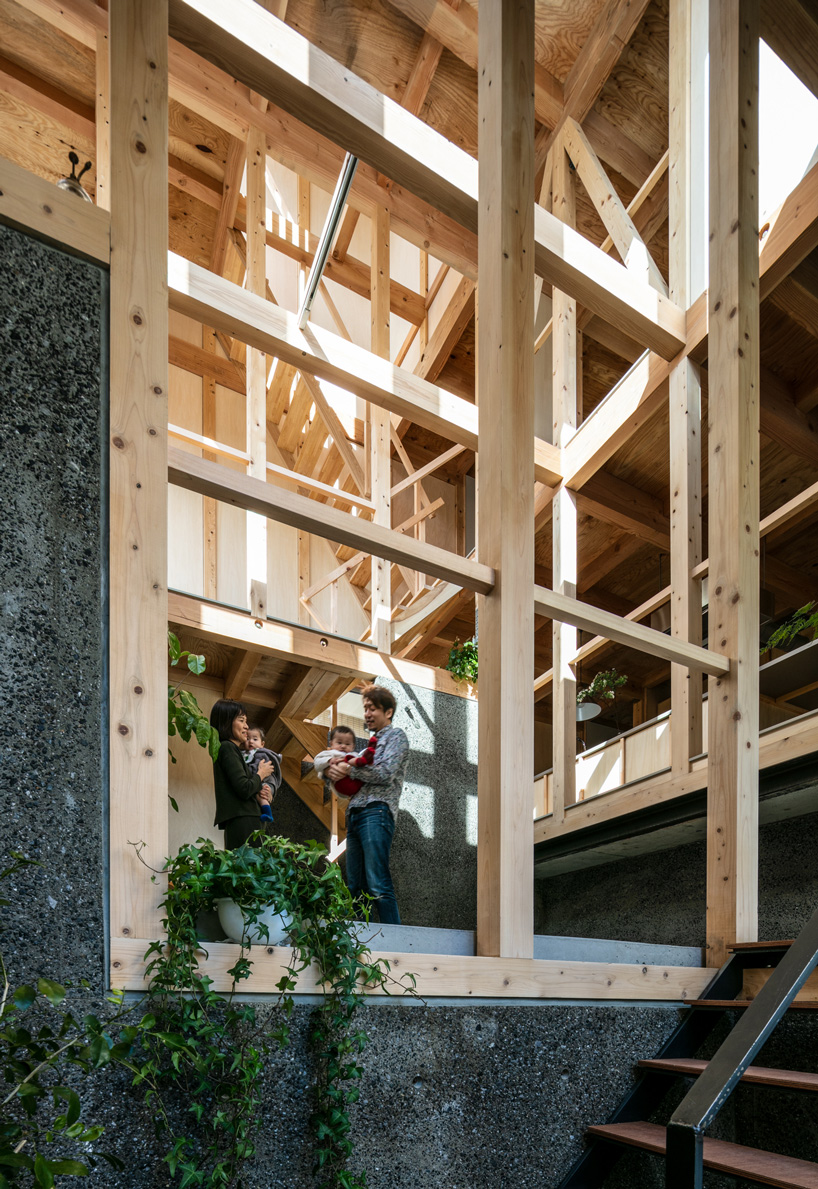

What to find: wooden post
left=109, top=0, right=169, bottom=941
left=245, top=121, right=268, bottom=617
left=370, top=202, right=392, bottom=653
left=669, top=0, right=703, bottom=774
left=95, top=29, right=110, bottom=210
left=476, top=0, right=535, bottom=959
left=706, top=0, right=760, bottom=965
left=551, top=132, right=579, bottom=824
left=202, top=326, right=219, bottom=600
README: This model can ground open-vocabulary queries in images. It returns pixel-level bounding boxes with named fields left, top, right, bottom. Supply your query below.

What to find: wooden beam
left=533, top=585, right=729, bottom=675
left=760, top=0, right=818, bottom=102
left=210, top=135, right=245, bottom=276
left=166, top=253, right=562, bottom=485
left=476, top=0, right=535, bottom=960
left=563, top=0, right=654, bottom=128
left=706, top=0, right=760, bottom=965
left=0, top=153, right=110, bottom=264
left=109, top=0, right=169, bottom=942
left=168, top=590, right=474, bottom=698
left=168, top=447, right=494, bottom=593
left=390, top=444, right=466, bottom=498
left=562, top=117, right=667, bottom=295
left=416, top=277, right=476, bottom=381
left=223, top=648, right=261, bottom=699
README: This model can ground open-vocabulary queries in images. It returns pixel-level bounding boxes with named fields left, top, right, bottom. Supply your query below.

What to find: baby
left=313, top=725, right=377, bottom=798
left=244, top=725, right=283, bottom=825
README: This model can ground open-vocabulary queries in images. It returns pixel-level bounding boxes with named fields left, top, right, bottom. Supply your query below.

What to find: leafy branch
left=167, top=631, right=220, bottom=776
left=576, top=668, right=628, bottom=704
left=761, top=602, right=818, bottom=655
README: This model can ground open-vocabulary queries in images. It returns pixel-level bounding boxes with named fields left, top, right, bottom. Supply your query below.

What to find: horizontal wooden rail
left=168, top=589, right=474, bottom=697
left=169, top=447, right=495, bottom=593
left=0, top=153, right=110, bottom=263
left=533, top=585, right=729, bottom=675
left=167, top=253, right=562, bottom=486
left=111, top=935, right=717, bottom=999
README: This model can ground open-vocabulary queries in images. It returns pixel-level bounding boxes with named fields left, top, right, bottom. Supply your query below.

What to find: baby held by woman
left=313, top=725, right=377, bottom=798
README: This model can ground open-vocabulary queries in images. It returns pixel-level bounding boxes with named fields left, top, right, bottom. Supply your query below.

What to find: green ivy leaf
left=36, top=978, right=66, bottom=1007
left=186, top=653, right=206, bottom=676
left=13, top=984, right=36, bottom=1009
left=33, top=1154, right=55, bottom=1188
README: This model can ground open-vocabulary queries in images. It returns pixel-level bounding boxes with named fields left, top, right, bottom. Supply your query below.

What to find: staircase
left=558, top=910, right=818, bottom=1188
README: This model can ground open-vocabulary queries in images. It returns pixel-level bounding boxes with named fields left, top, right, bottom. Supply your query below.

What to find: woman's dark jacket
left=212, top=739, right=263, bottom=827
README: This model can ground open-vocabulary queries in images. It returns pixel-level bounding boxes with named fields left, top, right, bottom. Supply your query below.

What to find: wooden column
left=706, top=0, right=760, bottom=965
left=245, top=121, right=268, bottom=618
left=109, top=0, right=169, bottom=941
left=476, top=0, right=535, bottom=959
left=370, top=202, right=392, bottom=653
left=551, top=133, right=578, bottom=823
left=669, top=0, right=703, bottom=775
left=95, top=29, right=110, bottom=210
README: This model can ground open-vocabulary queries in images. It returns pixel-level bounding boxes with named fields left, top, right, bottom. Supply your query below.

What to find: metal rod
left=297, top=153, right=359, bottom=330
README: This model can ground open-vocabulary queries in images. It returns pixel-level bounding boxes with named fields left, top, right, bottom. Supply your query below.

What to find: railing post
left=666, top=1123, right=703, bottom=1189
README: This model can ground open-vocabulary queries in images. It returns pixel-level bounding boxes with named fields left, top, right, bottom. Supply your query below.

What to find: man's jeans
left=345, top=802, right=401, bottom=925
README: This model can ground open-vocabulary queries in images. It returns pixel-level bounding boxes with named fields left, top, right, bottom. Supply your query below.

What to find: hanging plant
left=444, top=638, right=478, bottom=684
left=125, top=836, right=417, bottom=1189
left=761, top=602, right=818, bottom=655
left=576, top=668, right=628, bottom=704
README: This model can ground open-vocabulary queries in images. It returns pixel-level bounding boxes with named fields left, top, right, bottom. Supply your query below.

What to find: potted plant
left=444, top=637, right=478, bottom=689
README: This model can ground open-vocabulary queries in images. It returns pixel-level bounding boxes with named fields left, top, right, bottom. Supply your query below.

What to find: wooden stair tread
left=687, top=1000, right=818, bottom=1011
left=639, top=1057, right=818, bottom=1092
left=587, top=1121, right=818, bottom=1187
left=729, top=940, right=794, bottom=951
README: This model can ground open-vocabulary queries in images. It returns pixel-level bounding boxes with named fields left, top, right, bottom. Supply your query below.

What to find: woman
left=209, top=699, right=275, bottom=849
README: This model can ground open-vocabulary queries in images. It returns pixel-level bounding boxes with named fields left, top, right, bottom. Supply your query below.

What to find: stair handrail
left=665, top=904, right=818, bottom=1188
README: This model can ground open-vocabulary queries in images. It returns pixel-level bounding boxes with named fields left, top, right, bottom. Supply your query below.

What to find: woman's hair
left=209, top=699, right=247, bottom=743
left=361, top=685, right=397, bottom=717
left=329, top=725, right=356, bottom=747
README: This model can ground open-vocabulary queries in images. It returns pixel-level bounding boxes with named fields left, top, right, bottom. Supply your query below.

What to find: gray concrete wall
left=538, top=812, right=818, bottom=947
left=366, top=677, right=478, bottom=931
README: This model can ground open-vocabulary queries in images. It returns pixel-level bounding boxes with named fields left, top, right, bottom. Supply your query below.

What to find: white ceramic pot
left=215, top=898, right=291, bottom=945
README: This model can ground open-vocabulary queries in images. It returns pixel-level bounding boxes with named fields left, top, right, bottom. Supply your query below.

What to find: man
left=325, top=685, right=409, bottom=925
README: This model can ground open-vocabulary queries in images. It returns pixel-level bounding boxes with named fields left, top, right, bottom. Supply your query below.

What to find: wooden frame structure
left=2, top=0, right=818, bottom=991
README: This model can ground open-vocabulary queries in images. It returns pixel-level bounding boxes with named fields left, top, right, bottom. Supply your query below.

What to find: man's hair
left=247, top=724, right=265, bottom=743
left=209, top=699, right=247, bottom=743
left=328, top=724, right=356, bottom=746
left=361, top=685, right=396, bottom=717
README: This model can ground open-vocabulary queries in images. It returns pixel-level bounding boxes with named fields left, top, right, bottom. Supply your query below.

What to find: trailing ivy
left=0, top=855, right=129, bottom=1187
left=167, top=631, right=221, bottom=774
left=125, top=836, right=416, bottom=1189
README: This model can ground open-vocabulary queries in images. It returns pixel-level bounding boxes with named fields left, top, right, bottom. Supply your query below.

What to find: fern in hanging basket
left=444, top=638, right=478, bottom=684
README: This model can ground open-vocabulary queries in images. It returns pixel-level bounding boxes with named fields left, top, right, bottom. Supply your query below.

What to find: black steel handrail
left=666, top=905, right=818, bottom=1188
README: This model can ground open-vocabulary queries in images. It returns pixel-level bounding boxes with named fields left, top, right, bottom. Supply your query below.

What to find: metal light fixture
left=57, top=151, right=93, bottom=203
left=297, top=152, right=359, bottom=329
left=576, top=701, right=602, bottom=721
